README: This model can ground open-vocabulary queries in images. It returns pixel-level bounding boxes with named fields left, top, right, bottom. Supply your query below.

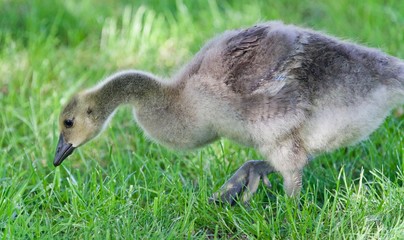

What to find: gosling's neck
left=85, top=70, right=166, bottom=117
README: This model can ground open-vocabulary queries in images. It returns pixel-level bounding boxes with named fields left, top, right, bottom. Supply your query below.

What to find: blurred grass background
left=0, top=0, right=403, bottom=238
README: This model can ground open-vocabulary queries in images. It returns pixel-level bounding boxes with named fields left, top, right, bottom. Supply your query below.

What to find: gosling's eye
left=64, top=119, right=74, bottom=128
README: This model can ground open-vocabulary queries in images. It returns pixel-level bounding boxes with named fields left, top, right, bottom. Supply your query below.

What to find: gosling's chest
left=132, top=106, right=217, bottom=150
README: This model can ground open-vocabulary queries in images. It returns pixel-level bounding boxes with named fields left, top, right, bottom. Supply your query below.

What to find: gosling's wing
left=221, top=22, right=299, bottom=97
left=217, top=23, right=311, bottom=121
left=182, top=22, right=310, bottom=121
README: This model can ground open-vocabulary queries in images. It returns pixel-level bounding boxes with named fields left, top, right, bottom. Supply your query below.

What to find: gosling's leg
left=210, top=160, right=275, bottom=205
left=280, top=169, right=303, bottom=197
left=262, top=136, right=307, bottom=198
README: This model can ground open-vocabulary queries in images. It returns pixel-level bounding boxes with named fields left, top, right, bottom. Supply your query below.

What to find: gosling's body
left=55, top=21, right=404, bottom=203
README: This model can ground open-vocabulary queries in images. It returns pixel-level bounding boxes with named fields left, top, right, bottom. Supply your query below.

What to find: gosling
left=54, top=21, right=404, bottom=204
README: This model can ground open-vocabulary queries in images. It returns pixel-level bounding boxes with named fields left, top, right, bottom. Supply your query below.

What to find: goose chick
left=54, top=21, right=404, bottom=204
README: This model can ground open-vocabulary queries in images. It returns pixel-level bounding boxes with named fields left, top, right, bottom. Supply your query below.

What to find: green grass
left=1, top=0, right=403, bottom=238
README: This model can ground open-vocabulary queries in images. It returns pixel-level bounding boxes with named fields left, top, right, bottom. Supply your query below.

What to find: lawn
left=1, top=0, right=403, bottom=239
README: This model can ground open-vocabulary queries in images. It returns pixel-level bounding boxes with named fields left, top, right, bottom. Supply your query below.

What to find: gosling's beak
left=54, top=134, right=75, bottom=167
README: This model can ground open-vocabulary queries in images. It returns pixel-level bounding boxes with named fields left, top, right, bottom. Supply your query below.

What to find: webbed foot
left=210, top=160, right=275, bottom=205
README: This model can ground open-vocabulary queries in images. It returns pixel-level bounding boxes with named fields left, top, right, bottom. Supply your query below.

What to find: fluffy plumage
left=54, top=21, right=404, bottom=204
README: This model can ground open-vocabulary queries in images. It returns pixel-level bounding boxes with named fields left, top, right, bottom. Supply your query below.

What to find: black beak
left=54, top=134, right=75, bottom=167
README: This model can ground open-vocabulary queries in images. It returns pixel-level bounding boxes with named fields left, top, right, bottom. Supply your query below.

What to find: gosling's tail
left=388, top=59, right=404, bottom=105
left=400, top=60, right=404, bottom=87
left=398, top=60, right=404, bottom=102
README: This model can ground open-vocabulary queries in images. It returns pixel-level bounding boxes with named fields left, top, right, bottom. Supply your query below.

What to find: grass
left=1, top=0, right=403, bottom=238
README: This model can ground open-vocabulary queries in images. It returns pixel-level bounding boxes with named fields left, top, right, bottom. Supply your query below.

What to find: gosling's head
left=54, top=92, right=107, bottom=166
